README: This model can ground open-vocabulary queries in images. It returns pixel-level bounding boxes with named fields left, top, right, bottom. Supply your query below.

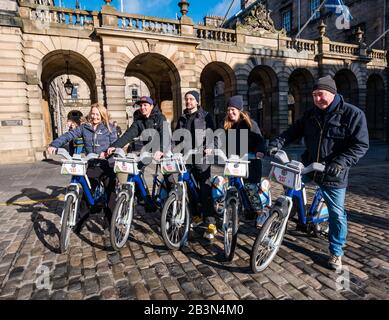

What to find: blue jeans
left=320, top=185, right=347, bottom=257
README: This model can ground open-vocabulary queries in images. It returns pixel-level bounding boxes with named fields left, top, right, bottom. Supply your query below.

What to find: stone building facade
left=0, top=0, right=387, bottom=164
left=231, top=0, right=389, bottom=50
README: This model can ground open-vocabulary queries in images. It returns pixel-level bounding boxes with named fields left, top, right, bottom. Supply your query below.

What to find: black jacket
left=111, top=106, right=168, bottom=152
left=175, top=107, right=216, bottom=171
left=226, top=119, right=266, bottom=183
left=270, top=95, right=369, bottom=188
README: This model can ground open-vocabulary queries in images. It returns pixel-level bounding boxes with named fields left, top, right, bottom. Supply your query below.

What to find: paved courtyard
left=0, top=144, right=388, bottom=300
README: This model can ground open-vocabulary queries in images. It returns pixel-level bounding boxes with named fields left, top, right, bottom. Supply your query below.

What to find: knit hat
left=227, top=95, right=244, bottom=111
left=185, top=90, right=200, bottom=103
left=313, top=75, right=337, bottom=94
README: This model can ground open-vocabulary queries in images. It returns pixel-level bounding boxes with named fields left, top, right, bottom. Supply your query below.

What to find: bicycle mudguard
left=271, top=196, right=290, bottom=219
left=118, top=183, right=134, bottom=201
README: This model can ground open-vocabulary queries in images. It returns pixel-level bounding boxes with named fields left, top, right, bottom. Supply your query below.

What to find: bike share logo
left=31, top=5, right=51, bottom=30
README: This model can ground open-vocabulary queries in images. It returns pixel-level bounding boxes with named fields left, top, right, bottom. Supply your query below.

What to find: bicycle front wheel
left=161, top=193, right=190, bottom=250
left=110, top=193, right=134, bottom=251
left=223, top=199, right=239, bottom=261
left=250, top=210, right=285, bottom=273
left=60, top=195, right=76, bottom=253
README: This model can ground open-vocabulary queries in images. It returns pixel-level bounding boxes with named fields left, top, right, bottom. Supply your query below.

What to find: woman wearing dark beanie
left=223, top=95, right=268, bottom=227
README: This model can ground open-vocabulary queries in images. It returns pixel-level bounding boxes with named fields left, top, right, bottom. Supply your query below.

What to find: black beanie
left=313, top=75, right=337, bottom=94
left=185, top=90, right=200, bottom=103
left=227, top=95, right=244, bottom=111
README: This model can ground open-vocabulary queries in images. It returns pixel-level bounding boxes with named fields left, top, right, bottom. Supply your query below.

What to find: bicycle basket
left=224, top=159, right=249, bottom=178
left=269, top=162, right=302, bottom=190
left=114, top=159, right=139, bottom=175
left=61, top=160, right=87, bottom=176
left=160, top=157, right=182, bottom=174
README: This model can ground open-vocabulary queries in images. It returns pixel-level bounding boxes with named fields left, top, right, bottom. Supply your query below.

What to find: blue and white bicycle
left=56, top=148, right=106, bottom=253
left=211, top=149, right=272, bottom=261
left=110, top=148, right=168, bottom=251
left=250, top=150, right=329, bottom=273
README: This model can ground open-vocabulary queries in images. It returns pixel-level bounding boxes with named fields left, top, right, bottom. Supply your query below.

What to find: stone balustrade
left=117, top=13, right=180, bottom=35
left=329, top=42, right=360, bottom=56
left=195, top=25, right=237, bottom=43
left=286, top=39, right=317, bottom=53
left=17, top=1, right=387, bottom=64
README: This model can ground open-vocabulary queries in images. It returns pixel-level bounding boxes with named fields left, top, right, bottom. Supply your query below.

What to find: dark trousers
left=86, top=159, right=117, bottom=219
left=188, top=165, right=215, bottom=225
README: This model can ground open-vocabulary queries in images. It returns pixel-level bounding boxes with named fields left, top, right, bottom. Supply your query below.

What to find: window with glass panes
left=282, top=10, right=292, bottom=33
left=310, top=0, right=321, bottom=20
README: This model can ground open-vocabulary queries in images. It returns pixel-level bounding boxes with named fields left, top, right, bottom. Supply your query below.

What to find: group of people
left=47, top=75, right=369, bottom=271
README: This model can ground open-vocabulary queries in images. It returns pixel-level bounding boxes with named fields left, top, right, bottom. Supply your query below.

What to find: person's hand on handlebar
left=204, top=148, right=213, bottom=156
left=256, top=152, right=265, bottom=159
left=107, top=147, right=116, bottom=156
left=153, top=151, right=164, bottom=161
left=325, top=162, right=343, bottom=177
left=47, top=146, right=57, bottom=155
left=99, top=152, right=108, bottom=159
left=267, top=146, right=279, bottom=156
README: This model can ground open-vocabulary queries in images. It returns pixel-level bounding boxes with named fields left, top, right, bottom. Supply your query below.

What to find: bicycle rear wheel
left=110, top=193, right=134, bottom=251
left=223, top=199, right=239, bottom=261
left=60, top=195, right=76, bottom=253
left=161, top=193, right=190, bottom=250
left=250, top=210, right=285, bottom=273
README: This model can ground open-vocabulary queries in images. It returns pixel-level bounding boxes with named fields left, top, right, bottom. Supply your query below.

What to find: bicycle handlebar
left=270, top=149, right=325, bottom=175
left=113, top=148, right=157, bottom=163
left=56, top=148, right=98, bottom=162
left=210, top=149, right=257, bottom=162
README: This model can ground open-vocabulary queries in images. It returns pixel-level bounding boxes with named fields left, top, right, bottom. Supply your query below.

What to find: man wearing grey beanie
left=268, top=75, right=369, bottom=270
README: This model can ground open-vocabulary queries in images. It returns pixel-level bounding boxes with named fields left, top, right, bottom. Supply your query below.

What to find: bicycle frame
left=228, top=177, right=253, bottom=211
left=284, top=183, right=327, bottom=225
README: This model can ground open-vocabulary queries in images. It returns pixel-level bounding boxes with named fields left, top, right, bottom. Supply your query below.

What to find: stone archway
left=39, top=50, right=97, bottom=142
left=248, top=65, right=278, bottom=137
left=334, top=69, right=359, bottom=106
left=125, top=53, right=181, bottom=125
left=288, top=68, right=314, bottom=124
left=367, top=74, right=385, bottom=140
left=200, top=62, right=236, bottom=127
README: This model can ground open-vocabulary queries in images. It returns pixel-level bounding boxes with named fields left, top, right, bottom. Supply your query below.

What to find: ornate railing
left=117, top=13, right=180, bottom=35
left=20, top=2, right=97, bottom=28
left=286, top=39, right=317, bottom=53
left=329, top=42, right=360, bottom=55
left=195, top=25, right=237, bottom=43
left=368, top=49, right=387, bottom=60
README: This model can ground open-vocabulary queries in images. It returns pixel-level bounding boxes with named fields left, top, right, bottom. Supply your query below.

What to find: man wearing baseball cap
left=107, top=96, right=167, bottom=157
left=268, top=75, right=369, bottom=270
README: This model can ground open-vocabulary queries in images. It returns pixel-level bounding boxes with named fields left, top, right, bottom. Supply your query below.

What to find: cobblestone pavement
left=0, top=144, right=388, bottom=300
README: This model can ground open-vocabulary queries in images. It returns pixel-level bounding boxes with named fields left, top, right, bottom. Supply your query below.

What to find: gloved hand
left=325, top=162, right=343, bottom=177
left=267, top=146, right=279, bottom=156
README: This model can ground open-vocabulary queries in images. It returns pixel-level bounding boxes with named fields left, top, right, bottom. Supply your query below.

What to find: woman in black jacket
left=223, top=95, right=267, bottom=222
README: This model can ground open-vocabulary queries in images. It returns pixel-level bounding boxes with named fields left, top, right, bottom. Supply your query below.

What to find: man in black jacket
left=107, top=96, right=168, bottom=157
left=174, top=90, right=217, bottom=240
left=268, top=75, right=369, bottom=270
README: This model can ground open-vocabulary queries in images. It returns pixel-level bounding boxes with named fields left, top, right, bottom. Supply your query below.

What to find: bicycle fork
left=118, top=182, right=135, bottom=225
left=263, top=196, right=293, bottom=250
left=61, top=183, right=81, bottom=228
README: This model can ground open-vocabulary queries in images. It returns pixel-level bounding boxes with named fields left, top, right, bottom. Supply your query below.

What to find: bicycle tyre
left=161, top=193, right=190, bottom=250
left=224, top=200, right=239, bottom=261
left=250, top=210, right=286, bottom=273
left=110, top=193, right=134, bottom=251
left=60, top=195, right=75, bottom=253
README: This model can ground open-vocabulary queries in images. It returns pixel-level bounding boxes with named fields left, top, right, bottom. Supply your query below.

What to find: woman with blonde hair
left=47, top=103, right=118, bottom=222
left=223, top=95, right=267, bottom=226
